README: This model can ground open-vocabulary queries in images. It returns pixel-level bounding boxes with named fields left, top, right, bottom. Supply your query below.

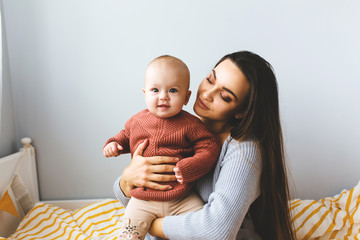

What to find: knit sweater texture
left=113, top=136, right=262, bottom=240
left=113, top=136, right=261, bottom=240
left=106, top=109, right=220, bottom=201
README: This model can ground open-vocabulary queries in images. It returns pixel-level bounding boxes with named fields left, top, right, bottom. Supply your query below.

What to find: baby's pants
left=119, top=191, right=203, bottom=240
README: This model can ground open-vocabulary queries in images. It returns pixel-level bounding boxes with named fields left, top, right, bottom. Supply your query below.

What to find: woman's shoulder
left=226, top=135, right=260, bottom=150
left=222, top=136, right=262, bottom=168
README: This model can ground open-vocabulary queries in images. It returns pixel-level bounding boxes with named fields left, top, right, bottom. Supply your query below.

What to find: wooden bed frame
left=0, top=138, right=39, bottom=204
left=0, top=137, right=103, bottom=237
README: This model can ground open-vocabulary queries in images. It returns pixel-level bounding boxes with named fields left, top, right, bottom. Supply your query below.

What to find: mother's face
left=193, top=59, right=250, bottom=122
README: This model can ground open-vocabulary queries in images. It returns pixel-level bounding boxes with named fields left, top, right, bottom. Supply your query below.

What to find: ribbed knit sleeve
left=175, top=120, right=221, bottom=184
left=162, top=139, right=262, bottom=240
left=103, top=120, right=132, bottom=154
left=113, top=176, right=130, bottom=207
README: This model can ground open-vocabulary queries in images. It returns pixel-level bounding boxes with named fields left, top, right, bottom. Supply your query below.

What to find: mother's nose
left=202, top=87, right=215, bottom=101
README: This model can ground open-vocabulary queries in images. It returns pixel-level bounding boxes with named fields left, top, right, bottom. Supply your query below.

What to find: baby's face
left=143, top=61, right=190, bottom=118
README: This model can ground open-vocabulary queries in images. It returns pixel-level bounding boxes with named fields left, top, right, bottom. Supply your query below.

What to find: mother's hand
left=120, top=139, right=179, bottom=197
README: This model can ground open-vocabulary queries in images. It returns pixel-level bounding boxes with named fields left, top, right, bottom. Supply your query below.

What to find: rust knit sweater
left=104, top=109, right=221, bottom=201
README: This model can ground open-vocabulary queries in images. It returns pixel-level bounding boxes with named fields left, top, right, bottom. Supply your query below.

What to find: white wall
left=0, top=3, right=17, bottom=158
left=2, top=0, right=360, bottom=200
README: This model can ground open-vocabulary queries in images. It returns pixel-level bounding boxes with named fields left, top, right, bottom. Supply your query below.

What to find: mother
left=113, top=51, right=295, bottom=239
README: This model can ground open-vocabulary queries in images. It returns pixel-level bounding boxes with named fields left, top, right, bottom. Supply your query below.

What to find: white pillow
left=0, top=187, right=22, bottom=237
left=0, top=174, right=35, bottom=238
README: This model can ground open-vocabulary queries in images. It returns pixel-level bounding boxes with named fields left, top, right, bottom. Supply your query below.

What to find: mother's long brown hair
left=215, top=51, right=295, bottom=240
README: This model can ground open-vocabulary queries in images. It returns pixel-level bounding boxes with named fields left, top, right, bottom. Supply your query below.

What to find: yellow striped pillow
left=6, top=199, right=124, bottom=240
left=72, top=199, right=124, bottom=239
left=290, top=180, right=360, bottom=240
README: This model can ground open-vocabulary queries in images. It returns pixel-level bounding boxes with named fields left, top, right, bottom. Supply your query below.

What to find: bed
left=0, top=138, right=124, bottom=240
left=0, top=138, right=359, bottom=239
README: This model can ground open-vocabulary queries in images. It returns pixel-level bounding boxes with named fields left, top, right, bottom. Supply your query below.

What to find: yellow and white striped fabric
left=2, top=199, right=124, bottom=240
left=2, top=181, right=360, bottom=240
left=290, top=180, right=360, bottom=240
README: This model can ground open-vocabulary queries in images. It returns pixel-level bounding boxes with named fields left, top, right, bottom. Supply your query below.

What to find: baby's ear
left=184, top=90, right=191, bottom=105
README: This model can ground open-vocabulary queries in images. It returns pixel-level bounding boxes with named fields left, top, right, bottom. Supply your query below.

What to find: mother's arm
left=113, top=139, right=179, bottom=206
left=159, top=141, right=262, bottom=240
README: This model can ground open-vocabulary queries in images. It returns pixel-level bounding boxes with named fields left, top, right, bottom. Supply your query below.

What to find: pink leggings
left=119, top=191, right=203, bottom=239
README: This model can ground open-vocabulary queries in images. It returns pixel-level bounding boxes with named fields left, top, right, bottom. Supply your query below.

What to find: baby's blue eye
left=169, top=88, right=177, bottom=93
left=152, top=88, right=159, bottom=92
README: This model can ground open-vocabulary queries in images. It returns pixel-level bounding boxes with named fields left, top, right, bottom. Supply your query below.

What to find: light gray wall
left=0, top=6, right=17, bottom=158
left=2, top=0, right=360, bottom=200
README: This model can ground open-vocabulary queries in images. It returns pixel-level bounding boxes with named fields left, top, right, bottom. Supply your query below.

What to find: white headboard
left=0, top=138, right=39, bottom=237
left=0, top=137, right=39, bottom=203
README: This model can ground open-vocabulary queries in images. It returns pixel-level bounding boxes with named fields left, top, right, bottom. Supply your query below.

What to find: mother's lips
left=197, top=98, right=210, bottom=110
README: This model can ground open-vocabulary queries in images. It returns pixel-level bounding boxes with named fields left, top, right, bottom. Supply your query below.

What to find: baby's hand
left=173, top=167, right=183, bottom=184
left=103, top=142, right=123, bottom=157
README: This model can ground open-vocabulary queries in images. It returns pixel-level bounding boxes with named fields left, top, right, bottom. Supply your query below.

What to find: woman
left=114, top=51, right=295, bottom=239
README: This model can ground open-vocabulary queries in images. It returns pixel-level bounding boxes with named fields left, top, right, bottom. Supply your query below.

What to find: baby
left=103, top=55, right=220, bottom=239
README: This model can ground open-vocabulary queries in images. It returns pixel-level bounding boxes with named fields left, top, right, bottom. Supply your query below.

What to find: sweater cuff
left=113, top=175, right=130, bottom=207
left=176, top=160, right=205, bottom=184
